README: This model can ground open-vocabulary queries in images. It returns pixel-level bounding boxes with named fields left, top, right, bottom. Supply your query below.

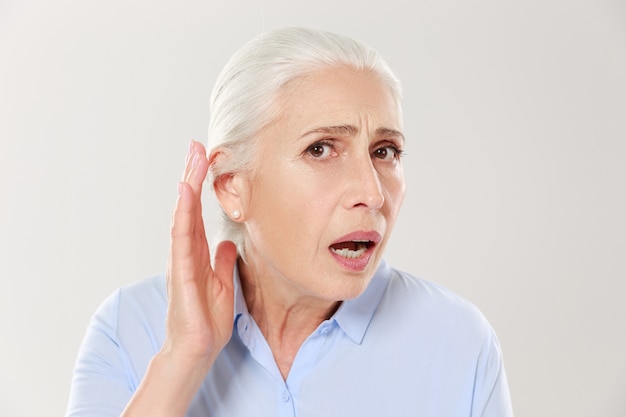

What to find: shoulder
left=69, top=274, right=168, bottom=399
left=95, top=274, right=167, bottom=324
left=115, top=273, right=168, bottom=320
left=367, top=265, right=513, bottom=415
left=92, top=274, right=168, bottom=358
left=377, top=264, right=495, bottom=345
left=384, top=266, right=483, bottom=315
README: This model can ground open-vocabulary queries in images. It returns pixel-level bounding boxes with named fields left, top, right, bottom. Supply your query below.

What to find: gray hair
left=206, top=27, right=402, bottom=255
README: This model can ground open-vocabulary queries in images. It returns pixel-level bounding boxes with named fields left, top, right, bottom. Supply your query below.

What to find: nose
left=343, top=153, right=385, bottom=211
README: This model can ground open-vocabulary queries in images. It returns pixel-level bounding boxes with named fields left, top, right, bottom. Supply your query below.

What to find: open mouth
left=329, top=240, right=375, bottom=259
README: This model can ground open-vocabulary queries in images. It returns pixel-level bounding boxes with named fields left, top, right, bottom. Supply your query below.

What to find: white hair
left=206, top=27, right=402, bottom=255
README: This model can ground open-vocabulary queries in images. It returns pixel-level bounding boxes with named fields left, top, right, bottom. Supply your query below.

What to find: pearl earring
left=231, top=210, right=241, bottom=220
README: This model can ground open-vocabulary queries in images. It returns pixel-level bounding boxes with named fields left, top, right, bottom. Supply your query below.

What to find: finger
left=182, top=140, right=206, bottom=180
left=185, top=141, right=209, bottom=189
left=213, top=241, right=237, bottom=291
left=187, top=145, right=211, bottom=254
left=209, top=241, right=237, bottom=336
left=169, top=182, right=197, bottom=280
left=172, top=141, right=205, bottom=262
left=169, top=141, right=212, bottom=291
left=179, top=141, right=210, bottom=242
left=182, top=139, right=195, bottom=182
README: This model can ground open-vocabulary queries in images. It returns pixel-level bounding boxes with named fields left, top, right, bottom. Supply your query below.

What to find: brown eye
left=306, top=141, right=334, bottom=159
left=374, top=148, right=389, bottom=159
left=309, top=145, right=325, bottom=157
left=372, top=145, right=403, bottom=161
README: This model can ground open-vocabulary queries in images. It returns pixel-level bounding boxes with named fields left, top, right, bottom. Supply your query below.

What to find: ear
left=209, top=149, right=249, bottom=221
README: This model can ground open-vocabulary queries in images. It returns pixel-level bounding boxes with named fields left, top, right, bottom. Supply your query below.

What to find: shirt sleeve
left=471, top=327, right=515, bottom=417
left=66, top=290, right=137, bottom=417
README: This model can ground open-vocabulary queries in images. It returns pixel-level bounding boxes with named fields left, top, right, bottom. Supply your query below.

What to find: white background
left=1, top=0, right=625, bottom=416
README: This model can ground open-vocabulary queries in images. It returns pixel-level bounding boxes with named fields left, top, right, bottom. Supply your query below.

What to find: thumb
left=213, top=241, right=237, bottom=290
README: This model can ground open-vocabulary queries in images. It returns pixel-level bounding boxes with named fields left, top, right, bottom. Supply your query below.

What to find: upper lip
left=330, top=230, right=382, bottom=247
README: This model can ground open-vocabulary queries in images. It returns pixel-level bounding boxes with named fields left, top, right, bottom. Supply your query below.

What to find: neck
left=237, top=257, right=340, bottom=379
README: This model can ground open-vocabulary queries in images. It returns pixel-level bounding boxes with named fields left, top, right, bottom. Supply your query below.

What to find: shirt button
left=282, top=390, right=291, bottom=402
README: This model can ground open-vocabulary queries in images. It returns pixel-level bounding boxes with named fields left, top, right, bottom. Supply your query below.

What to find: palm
left=164, top=141, right=237, bottom=364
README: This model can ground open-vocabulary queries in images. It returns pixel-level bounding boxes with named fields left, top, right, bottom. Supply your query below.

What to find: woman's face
left=239, top=66, right=406, bottom=302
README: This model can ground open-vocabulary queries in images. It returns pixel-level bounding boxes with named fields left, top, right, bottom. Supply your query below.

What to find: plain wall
left=1, top=0, right=625, bottom=415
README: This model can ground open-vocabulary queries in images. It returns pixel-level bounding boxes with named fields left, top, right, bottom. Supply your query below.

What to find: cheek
left=382, top=169, right=406, bottom=215
left=246, top=162, right=336, bottom=242
left=276, top=161, right=343, bottom=208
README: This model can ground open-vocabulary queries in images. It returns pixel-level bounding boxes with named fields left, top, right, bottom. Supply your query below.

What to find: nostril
left=354, top=192, right=384, bottom=211
left=349, top=190, right=384, bottom=210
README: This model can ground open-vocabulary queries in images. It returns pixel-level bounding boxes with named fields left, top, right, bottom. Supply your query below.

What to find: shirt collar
left=232, top=260, right=392, bottom=345
left=332, top=260, right=391, bottom=344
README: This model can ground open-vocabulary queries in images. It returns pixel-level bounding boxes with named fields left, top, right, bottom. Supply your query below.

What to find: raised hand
left=163, top=140, right=238, bottom=367
left=121, top=140, right=237, bottom=417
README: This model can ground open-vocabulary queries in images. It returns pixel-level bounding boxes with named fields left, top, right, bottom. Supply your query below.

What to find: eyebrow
left=299, top=125, right=405, bottom=143
left=376, top=127, right=406, bottom=143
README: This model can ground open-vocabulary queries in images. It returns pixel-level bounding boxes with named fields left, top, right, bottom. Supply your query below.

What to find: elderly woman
left=67, top=27, right=513, bottom=417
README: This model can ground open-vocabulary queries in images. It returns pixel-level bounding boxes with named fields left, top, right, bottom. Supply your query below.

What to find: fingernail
left=191, top=152, right=200, bottom=168
left=186, top=140, right=194, bottom=164
left=177, top=182, right=183, bottom=196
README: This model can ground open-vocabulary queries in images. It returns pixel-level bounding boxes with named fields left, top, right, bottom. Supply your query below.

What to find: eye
left=306, top=141, right=335, bottom=159
left=372, top=145, right=404, bottom=161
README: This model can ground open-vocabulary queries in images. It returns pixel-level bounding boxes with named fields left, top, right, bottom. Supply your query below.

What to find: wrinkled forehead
left=272, top=66, right=403, bottom=131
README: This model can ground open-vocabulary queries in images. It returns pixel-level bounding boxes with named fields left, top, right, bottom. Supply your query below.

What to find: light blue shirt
left=67, top=261, right=513, bottom=416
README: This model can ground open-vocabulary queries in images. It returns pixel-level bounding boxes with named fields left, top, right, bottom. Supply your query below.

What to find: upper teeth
left=331, top=242, right=369, bottom=259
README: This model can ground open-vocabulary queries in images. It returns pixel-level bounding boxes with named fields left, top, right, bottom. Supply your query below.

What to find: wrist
left=152, top=346, right=215, bottom=385
left=120, top=349, right=215, bottom=417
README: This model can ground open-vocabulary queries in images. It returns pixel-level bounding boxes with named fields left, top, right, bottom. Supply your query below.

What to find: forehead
left=274, top=66, right=402, bottom=132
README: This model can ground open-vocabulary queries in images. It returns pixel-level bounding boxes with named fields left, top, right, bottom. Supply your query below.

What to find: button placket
left=276, top=383, right=295, bottom=417
left=281, top=389, right=291, bottom=402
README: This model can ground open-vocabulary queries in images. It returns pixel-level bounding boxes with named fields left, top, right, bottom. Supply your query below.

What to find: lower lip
left=329, top=248, right=374, bottom=272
